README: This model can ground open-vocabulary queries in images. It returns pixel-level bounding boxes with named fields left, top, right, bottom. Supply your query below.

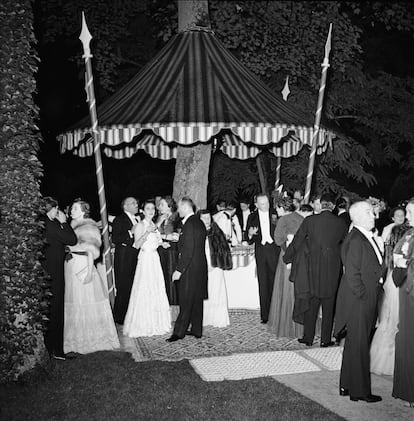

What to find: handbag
left=392, top=267, right=407, bottom=287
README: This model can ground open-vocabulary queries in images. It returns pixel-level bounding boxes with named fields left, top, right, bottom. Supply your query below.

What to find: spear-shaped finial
left=79, top=11, right=93, bottom=59
left=281, top=75, right=290, bottom=101
left=322, top=23, right=332, bottom=67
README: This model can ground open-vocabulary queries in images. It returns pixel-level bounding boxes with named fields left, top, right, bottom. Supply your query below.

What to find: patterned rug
left=190, top=351, right=321, bottom=381
left=120, top=309, right=321, bottom=362
left=189, top=347, right=343, bottom=382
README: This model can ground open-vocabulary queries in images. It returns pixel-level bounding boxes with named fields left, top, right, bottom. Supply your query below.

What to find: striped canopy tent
left=59, top=27, right=334, bottom=160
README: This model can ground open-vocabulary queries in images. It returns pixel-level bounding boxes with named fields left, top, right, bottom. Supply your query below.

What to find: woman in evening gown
left=156, top=196, right=181, bottom=305
left=64, top=200, right=119, bottom=354
left=268, top=196, right=304, bottom=338
left=370, top=220, right=409, bottom=375
left=392, top=199, right=414, bottom=408
left=123, top=200, right=171, bottom=337
left=199, top=210, right=232, bottom=328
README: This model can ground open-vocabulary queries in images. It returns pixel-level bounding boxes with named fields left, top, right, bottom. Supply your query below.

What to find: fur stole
left=208, top=222, right=233, bottom=270
left=70, top=218, right=101, bottom=259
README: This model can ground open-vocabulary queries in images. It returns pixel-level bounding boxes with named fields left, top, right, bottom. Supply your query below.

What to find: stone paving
left=118, top=309, right=321, bottom=362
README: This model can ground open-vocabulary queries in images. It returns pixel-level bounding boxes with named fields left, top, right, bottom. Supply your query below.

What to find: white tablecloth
left=224, top=255, right=259, bottom=309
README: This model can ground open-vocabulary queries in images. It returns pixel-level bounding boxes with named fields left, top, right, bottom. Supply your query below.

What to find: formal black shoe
left=339, top=388, right=349, bottom=396
left=185, top=330, right=202, bottom=339
left=298, top=338, right=312, bottom=346
left=350, top=394, right=382, bottom=403
left=166, top=334, right=182, bottom=343
left=261, top=319, right=268, bottom=324
left=320, top=341, right=336, bottom=348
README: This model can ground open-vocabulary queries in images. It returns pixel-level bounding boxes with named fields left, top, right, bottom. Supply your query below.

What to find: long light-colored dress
left=64, top=219, right=120, bottom=354
left=268, top=212, right=304, bottom=338
left=370, top=270, right=399, bottom=375
left=203, top=239, right=230, bottom=328
left=123, top=221, right=171, bottom=337
left=370, top=224, right=408, bottom=375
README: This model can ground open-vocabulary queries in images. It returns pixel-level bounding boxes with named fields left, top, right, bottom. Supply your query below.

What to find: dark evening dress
left=268, top=212, right=304, bottom=338
left=157, top=213, right=181, bottom=305
left=393, top=228, right=414, bottom=404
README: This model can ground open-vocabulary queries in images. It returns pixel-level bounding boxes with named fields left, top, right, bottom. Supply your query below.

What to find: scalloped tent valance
left=58, top=28, right=334, bottom=160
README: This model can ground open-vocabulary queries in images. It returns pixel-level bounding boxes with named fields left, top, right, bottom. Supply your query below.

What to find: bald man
left=113, top=197, right=140, bottom=324
left=335, top=201, right=384, bottom=403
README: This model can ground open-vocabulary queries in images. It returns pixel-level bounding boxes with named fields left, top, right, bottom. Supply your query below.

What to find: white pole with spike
left=79, top=12, right=115, bottom=305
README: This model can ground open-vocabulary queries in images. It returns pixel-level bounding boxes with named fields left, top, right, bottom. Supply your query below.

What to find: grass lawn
left=0, top=351, right=344, bottom=421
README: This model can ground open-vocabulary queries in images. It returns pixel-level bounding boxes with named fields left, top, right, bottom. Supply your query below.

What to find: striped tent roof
left=59, top=27, right=334, bottom=159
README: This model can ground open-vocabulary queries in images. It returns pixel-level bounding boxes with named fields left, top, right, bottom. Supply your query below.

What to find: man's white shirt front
left=258, top=210, right=273, bottom=245
left=355, top=225, right=383, bottom=265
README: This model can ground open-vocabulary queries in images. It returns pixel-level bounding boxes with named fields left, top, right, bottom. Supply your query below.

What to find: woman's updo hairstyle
left=274, top=196, right=295, bottom=213
left=142, top=199, right=156, bottom=209
left=162, top=195, right=177, bottom=212
left=72, top=198, right=91, bottom=218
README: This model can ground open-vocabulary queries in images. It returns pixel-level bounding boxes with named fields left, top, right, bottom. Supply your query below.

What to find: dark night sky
left=34, top=2, right=414, bottom=215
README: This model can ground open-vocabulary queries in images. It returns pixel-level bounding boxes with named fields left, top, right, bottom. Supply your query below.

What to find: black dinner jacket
left=338, top=211, right=352, bottom=228
left=112, top=212, right=135, bottom=247
left=176, top=214, right=208, bottom=297
left=334, top=227, right=385, bottom=335
left=236, top=208, right=251, bottom=232
left=286, top=210, right=348, bottom=298
left=43, top=217, right=77, bottom=280
left=245, top=209, right=278, bottom=248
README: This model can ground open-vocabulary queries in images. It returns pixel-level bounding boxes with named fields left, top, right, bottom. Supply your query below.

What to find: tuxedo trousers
left=113, top=246, right=139, bottom=324
left=303, top=295, right=335, bottom=343
left=173, top=278, right=204, bottom=338
left=255, top=243, right=279, bottom=322
left=340, top=299, right=376, bottom=397
left=45, top=274, right=65, bottom=355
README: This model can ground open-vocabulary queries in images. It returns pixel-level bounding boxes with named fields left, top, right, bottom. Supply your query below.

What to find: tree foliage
left=38, top=0, right=150, bottom=94
left=39, top=1, right=414, bottom=201
left=0, top=0, right=49, bottom=381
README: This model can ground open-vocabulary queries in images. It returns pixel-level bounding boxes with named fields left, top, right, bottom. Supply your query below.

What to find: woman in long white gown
left=64, top=200, right=120, bottom=354
left=199, top=210, right=232, bottom=328
left=370, top=221, right=409, bottom=375
left=123, top=200, right=171, bottom=337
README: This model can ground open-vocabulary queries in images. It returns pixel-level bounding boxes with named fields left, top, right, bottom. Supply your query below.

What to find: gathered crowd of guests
left=41, top=190, right=414, bottom=408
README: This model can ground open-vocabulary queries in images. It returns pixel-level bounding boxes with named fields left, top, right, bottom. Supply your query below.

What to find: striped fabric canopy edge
left=59, top=28, right=335, bottom=160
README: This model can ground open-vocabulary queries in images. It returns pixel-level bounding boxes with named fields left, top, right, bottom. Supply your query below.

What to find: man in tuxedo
left=167, top=197, right=208, bottom=342
left=112, top=197, right=139, bottom=324
left=287, top=193, right=348, bottom=346
left=42, top=197, right=77, bottom=360
left=236, top=198, right=251, bottom=238
left=246, top=194, right=279, bottom=323
left=335, top=201, right=384, bottom=403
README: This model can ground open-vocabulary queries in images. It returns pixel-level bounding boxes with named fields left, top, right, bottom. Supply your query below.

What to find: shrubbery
left=0, top=0, right=49, bottom=382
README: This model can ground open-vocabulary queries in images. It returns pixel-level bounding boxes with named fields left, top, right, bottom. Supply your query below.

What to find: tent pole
left=275, top=156, right=282, bottom=189
left=79, top=13, right=115, bottom=306
left=256, top=154, right=267, bottom=194
left=304, top=24, right=332, bottom=204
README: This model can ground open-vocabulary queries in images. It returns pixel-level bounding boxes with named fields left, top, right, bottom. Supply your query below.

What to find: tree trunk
left=172, top=0, right=212, bottom=210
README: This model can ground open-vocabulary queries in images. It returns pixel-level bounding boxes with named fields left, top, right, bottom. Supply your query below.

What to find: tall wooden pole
left=79, top=12, right=114, bottom=305
left=274, top=156, right=282, bottom=189
left=256, top=155, right=267, bottom=193
left=303, top=24, right=332, bottom=203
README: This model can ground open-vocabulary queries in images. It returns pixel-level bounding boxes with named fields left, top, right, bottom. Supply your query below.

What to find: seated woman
left=64, top=199, right=120, bottom=354
left=199, top=210, right=232, bottom=328
left=156, top=196, right=181, bottom=305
